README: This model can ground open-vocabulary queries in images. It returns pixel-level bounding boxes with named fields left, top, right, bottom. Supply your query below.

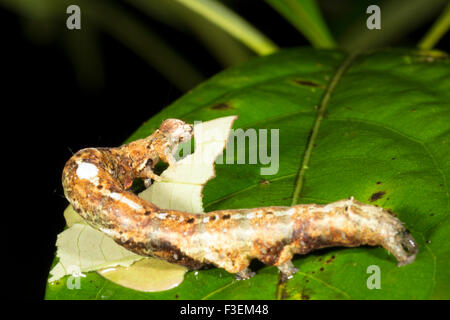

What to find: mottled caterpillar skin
left=62, top=119, right=418, bottom=280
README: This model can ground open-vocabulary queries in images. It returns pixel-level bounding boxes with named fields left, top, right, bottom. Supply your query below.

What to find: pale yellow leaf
left=140, top=115, right=237, bottom=213
left=49, top=116, right=237, bottom=291
left=48, top=224, right=143, bottom=282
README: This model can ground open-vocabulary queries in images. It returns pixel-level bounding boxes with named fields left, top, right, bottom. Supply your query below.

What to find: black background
left=4, top=1, right=448, bottom=300
left=5, top=1, right=308, bottom=300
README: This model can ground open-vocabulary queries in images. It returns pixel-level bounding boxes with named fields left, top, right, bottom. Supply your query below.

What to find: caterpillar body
left=62, top=119, right=418, bottom=280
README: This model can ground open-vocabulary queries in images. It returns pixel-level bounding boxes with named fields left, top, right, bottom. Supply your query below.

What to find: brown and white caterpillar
left=62, top=119, right=418, bottom=280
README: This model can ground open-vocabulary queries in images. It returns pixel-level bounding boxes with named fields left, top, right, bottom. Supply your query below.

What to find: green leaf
left=266, top=0, right=336, bottom=48
left=173, top=0, right=278, bottom=55
left=46, top=47, right=450, bottom=299
left=126, top=0, right=255, bottom=67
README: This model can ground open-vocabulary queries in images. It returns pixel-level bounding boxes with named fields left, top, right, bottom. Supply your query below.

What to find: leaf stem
left=291, top=53, right=357, bottom=206
left=174, top=0, right=278, bottom=55
left=418, top=2, right=450, bottom=49
left=266, top=0, right=336, bottom=48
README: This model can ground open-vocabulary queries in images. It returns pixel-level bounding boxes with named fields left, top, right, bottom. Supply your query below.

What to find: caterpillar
left=62, top=118, right=418, bottom=280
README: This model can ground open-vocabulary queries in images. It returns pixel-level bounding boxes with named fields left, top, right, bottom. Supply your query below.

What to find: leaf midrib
left=291, top=53, right=358, bottom=206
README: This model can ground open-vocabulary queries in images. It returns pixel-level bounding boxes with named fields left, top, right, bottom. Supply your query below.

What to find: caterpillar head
left=159, top=119, right=193, bottom=145
left=395, top=229, right=418, bottom=266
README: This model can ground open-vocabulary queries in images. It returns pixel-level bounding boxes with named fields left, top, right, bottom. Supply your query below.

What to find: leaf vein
left=291, top=53, right=358, bottom=206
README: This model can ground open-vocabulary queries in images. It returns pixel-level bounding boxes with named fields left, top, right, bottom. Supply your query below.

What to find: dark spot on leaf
left=430, top=213, right=434, bottom=217
left=318, top=258, right=322, bottom=262
left=293, top=79, right=321, bottom=87
left=186, top=218, right=195, bottom=223
left=370, top=191, right=386, bottom=202
left=260, top=179, right=270, bottom=185
left=320, top=267, right=324, bottom=272
left=266, top=211, right=274, bottom=215
left=211, top=103, right=233, bottom=110
left=376, top=181, right=382, bottom=185
left=175, top=294, right=179, bottom=299
left=301, top=290, right=310, bottom=300
left=326, top=255, right=335, bottom=264
left=144, top=211, right=151, bottom=216
left=97, top=185, right=103, bottom=190
left=222, top=214, right=231, bottom=220
left=392, top=157, right=396, bottom=160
